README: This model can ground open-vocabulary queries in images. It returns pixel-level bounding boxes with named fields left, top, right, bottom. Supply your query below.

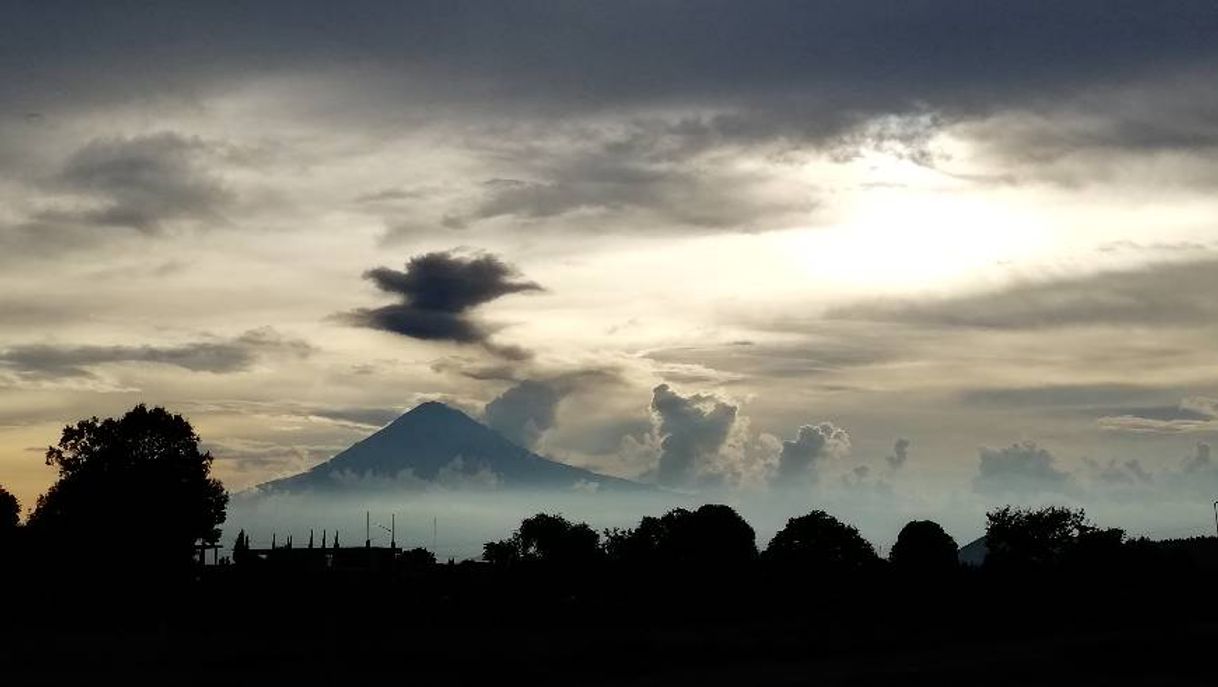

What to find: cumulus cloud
left=649, top=383, right=738, bottom=487
left=774, top=422, right=851, bottom=484
left=484, top=380, right=563, bottom=449
left=340, top=251, right=541, bottom=358
left=973, top=441, right=1072, bottom=496
left=0, top=327, right=312, bottom=380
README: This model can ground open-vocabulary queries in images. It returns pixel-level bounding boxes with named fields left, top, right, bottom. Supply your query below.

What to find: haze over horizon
left=3, top=2, right=1218, bottom=542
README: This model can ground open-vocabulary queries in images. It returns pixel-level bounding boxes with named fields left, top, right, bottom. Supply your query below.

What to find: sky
left=2, top=2, right=1218, bottom=541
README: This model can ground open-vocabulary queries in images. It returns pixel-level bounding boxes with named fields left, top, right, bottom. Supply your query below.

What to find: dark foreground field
left=6, top=564, right=1217, bottom=686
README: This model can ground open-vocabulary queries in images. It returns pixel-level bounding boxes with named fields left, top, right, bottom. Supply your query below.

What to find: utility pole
left=365, top=511, right=371, bottom=548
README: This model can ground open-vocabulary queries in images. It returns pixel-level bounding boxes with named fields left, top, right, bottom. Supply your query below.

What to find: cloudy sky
left=3, top=2, right=1218, bottom=537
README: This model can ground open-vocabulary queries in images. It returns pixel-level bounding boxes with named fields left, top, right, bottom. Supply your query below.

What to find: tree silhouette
left=233, top=529, right=252, bottom=565
left=27, top=404, right=228, bottom=576
left=764, top=510, right=878, bottom=571
left=483, top=513, right=601, bottom=565
left=400, top=547, right=436, bottom=566
left=604, top=504, right=756, bottom=566
left=984, top=505, right=1095, bottom=571
left=1066, top=525, right=1127, bottom=572
left=890, top=520, right=958, bottom=574
left=0, top=484, right=18, bottom=534
left=482, top=538, right=521, bottom=566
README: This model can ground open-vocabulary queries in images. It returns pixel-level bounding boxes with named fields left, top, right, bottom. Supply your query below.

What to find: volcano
left=256, top=401, right=645, bottom=493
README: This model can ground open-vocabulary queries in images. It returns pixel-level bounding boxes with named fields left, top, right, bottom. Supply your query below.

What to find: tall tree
left=233, top=529, right=251, bottom=565
left=28, top=404, right=228, bottom=575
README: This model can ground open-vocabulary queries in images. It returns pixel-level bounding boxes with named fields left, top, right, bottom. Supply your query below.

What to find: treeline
left=478, top=503, right=1218, bottom=579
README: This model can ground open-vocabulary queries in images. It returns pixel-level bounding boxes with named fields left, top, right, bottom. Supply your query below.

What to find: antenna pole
left=366, top=511, right=371, bottom=548
left=433, top=516, right=437, bottom=553
left=391, top=513, right=396, bottom=549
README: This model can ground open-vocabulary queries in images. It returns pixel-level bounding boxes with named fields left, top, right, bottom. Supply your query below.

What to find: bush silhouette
left=890, top=520, right=958, bottom=574
left=27, top=404, right=228, bottom=576
left=764, top=510, right=878, bottom=572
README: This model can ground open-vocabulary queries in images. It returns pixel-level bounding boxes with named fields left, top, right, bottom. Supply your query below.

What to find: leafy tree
left=984, top=505, right=1101, bottom=571
left=483, top=538, right=521, bottom=566
left=0, top=484, right=18, bottom=534
left=483, top=513, right=601, bottom=565
left=603, top=518, right=665, bottom=562
left=890, top=520, right=959, bottom=574
left=604, top=504, right=756, bottom=566
left=764, top=510, right=878, bottom=571
left=400, top=547, right=437, bottom=566
left=28, top=404, right=228, bottom=574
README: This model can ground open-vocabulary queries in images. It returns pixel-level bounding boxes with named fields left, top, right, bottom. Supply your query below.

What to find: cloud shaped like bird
left=342, top=251, right=542, bottom=358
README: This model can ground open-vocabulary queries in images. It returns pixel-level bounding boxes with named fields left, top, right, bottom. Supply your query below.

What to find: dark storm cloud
left=50, top=133, right=232, bottom=233
left=831, top=258, right=1218, bottom=330
left=973, top=441, right=1072, bottom=496
left=7, top=2, right=1217, bottom=118
left=650, top=383, right=737, bottom=487
left=0, top=327, right=313, bottom=379
left=774, top=422, right=851, bottom=483
left=0, top=132, right=240, bottom=259
left=4, top=1, right=1218, bottom=183
left=341, top=251, right=541, bottom=357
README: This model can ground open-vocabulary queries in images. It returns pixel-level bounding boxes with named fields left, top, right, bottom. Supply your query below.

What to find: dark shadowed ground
left=6, top=561, right=1217, bottom=686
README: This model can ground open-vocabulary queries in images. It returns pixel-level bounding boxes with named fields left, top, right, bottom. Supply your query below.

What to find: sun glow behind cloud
left=780, top=152, right=1053, bottom=296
